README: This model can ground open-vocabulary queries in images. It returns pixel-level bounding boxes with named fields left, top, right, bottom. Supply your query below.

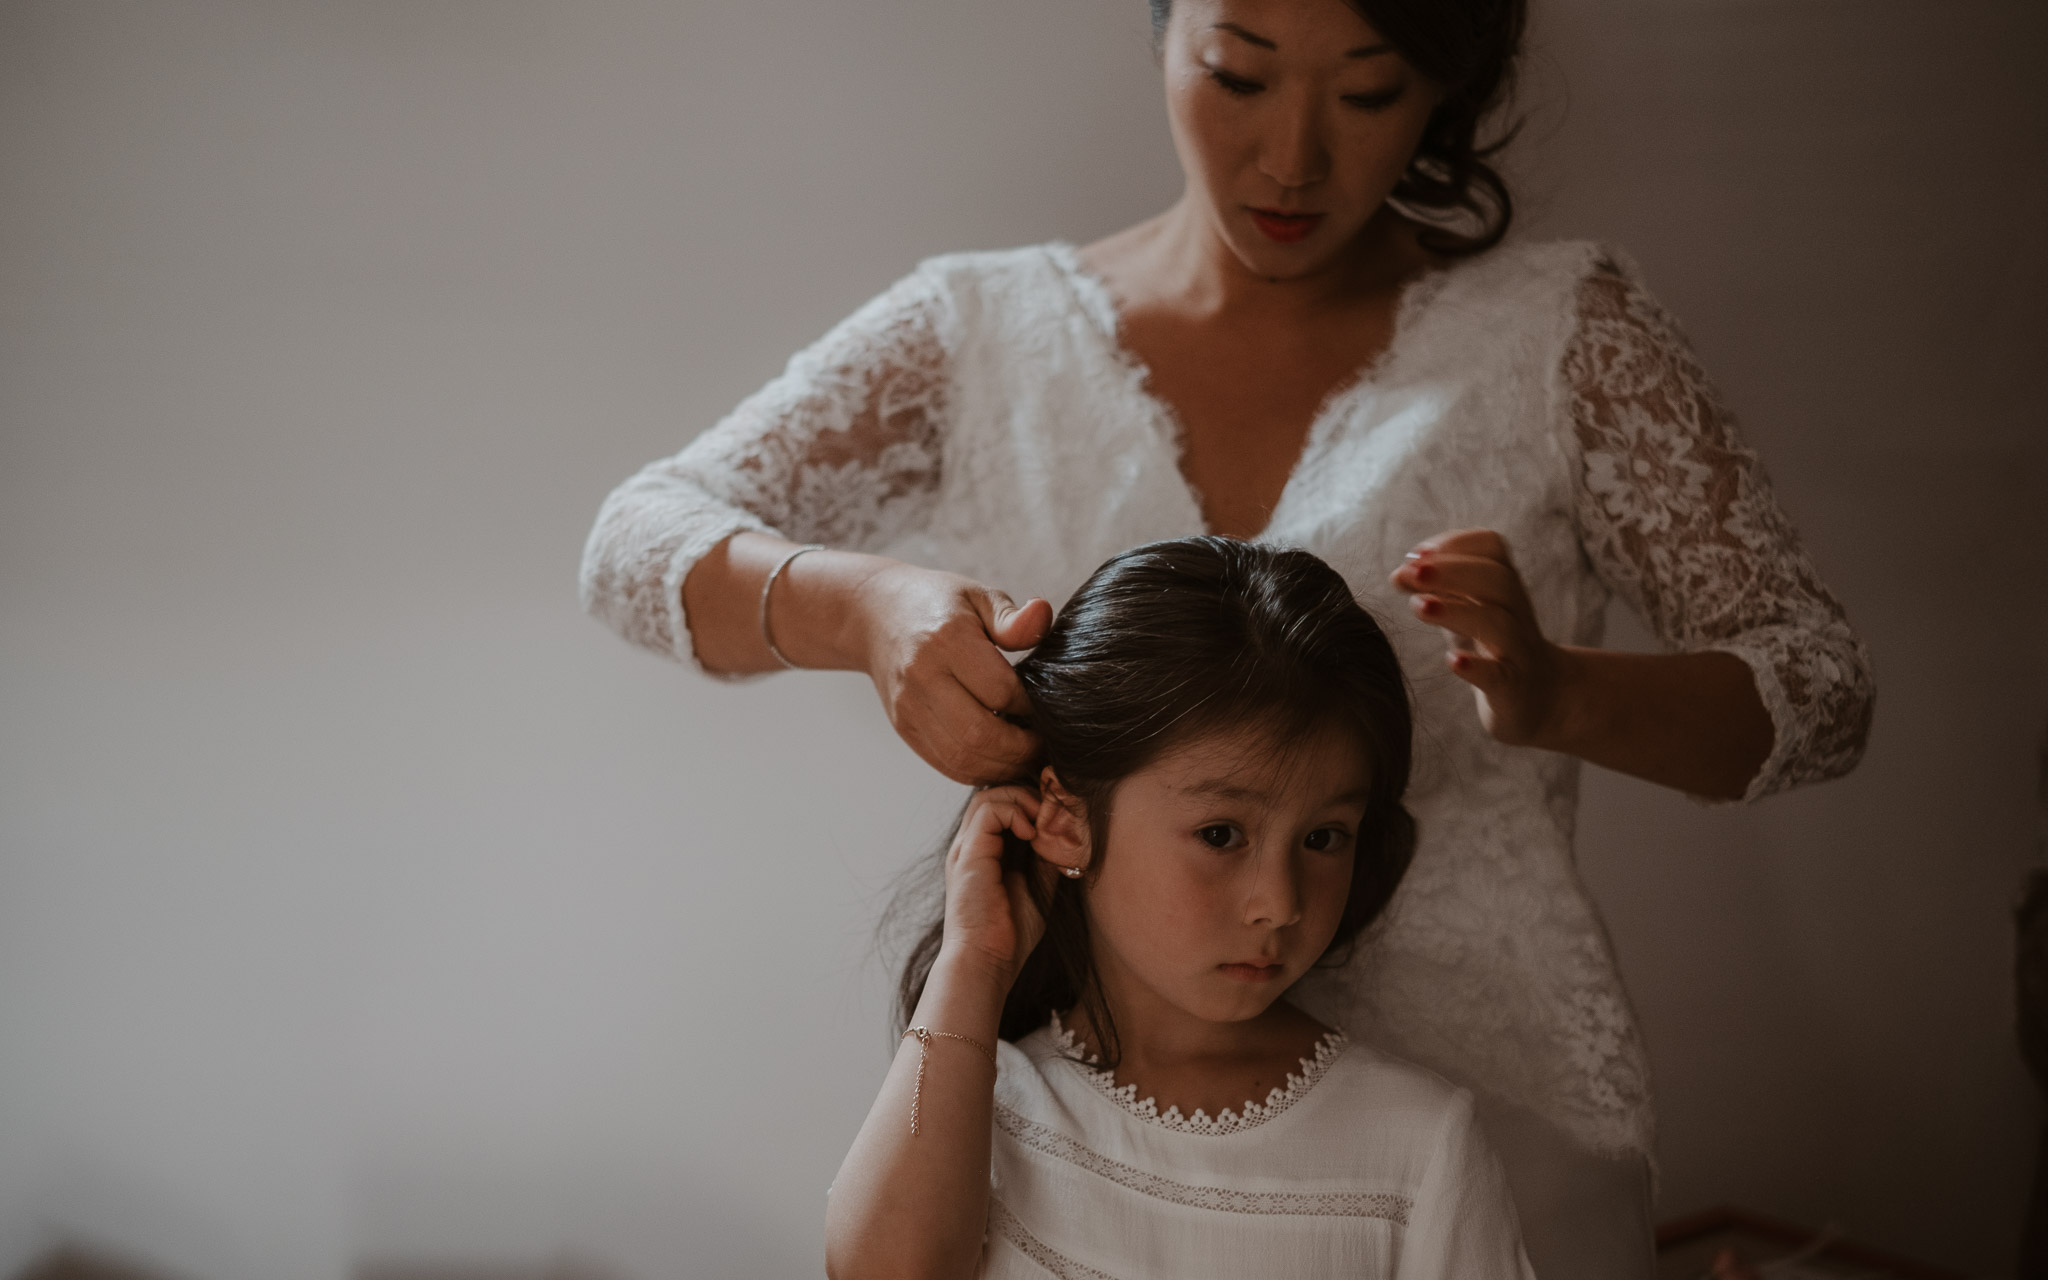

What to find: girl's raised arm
left=825, top=786, right=1048, bottom=1280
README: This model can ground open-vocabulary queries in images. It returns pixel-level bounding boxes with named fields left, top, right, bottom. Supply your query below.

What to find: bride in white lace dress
left=579, top=0, right=1874, bottom=1274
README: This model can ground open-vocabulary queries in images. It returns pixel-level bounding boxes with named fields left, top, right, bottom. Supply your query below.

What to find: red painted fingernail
left=1419, top=597, right=1440, bottom=616
left=1413, top=563, right=1436, bottom=583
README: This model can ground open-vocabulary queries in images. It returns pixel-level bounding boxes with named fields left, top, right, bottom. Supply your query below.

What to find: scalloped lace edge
left=1046, top=1011, right=1347, bottom=1137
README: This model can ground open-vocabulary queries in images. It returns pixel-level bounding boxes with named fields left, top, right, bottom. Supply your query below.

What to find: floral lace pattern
left=578, top=266, right=952, bottom=672
left=1564, top=258, right=1876, bottom=802
left=1046, top=1012, right=1346, bottom=1138
left=993, top=1104, right=1412, bottom=1223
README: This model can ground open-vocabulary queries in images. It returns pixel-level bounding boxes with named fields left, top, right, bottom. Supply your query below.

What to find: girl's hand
left=1389, top=529, right=1573, bottom=748
left=941, top=785, right=1051, bottom=988
left=854, top=564, right=1054, bottom=786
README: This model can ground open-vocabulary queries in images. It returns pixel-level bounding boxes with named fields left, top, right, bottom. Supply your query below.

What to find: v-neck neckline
left=1043, top=239, right=1452, bottom=543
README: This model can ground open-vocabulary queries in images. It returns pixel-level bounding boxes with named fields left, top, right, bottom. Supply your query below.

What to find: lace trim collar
left=1046, top=1011, right=1347, bottom=1137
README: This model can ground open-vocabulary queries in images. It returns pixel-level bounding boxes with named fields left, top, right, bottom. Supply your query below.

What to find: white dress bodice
left=579, top=238, right=1874, bottom=1164
left=980, top=1019, right=1534, bottom=1280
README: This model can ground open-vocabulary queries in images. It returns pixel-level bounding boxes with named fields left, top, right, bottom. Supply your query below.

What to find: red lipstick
left=1248, top=208, right=1324, bottom=244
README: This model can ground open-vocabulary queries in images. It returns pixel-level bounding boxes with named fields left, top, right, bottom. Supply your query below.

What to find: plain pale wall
left=1, top=2, right=2041, bottom=1278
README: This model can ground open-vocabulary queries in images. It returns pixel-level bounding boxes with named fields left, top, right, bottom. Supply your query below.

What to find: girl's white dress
left=579, top=239, right=1874, bottom=1275
left=982, top=1018, right=1534, bottom=1280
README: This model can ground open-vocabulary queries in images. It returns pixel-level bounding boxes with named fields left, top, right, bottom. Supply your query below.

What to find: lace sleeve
left=1562, top=257, right=1875, bottom=802
left=578, top=264, right=953, bottom=674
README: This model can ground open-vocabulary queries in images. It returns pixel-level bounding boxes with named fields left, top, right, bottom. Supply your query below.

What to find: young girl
left=825, top=537, right=1535, bottom=1279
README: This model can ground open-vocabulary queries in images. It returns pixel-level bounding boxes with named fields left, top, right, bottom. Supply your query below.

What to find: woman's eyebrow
left=1210, top=22, right=1277, bottom=50
left=1209, top=22, right=1395, bottom=60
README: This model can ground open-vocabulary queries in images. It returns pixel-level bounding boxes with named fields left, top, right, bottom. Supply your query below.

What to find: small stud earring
left=1059, top=865, right=1084, bottom=879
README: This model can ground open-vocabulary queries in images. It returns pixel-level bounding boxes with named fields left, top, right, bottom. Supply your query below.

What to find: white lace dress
left=580, top=238, right=1874, bottom=1263
left=980, top=1016, right=1535, bottom=1280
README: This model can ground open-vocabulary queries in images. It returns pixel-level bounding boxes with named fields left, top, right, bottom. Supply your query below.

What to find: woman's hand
left=940, top=785, right=1051, bottom=987
left=854, top=564, right=1054, bottom=786
left=1389, top=528, right=1573, bottom=748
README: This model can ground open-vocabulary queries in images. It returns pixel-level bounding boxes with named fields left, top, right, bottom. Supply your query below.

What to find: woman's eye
left=1304, top=827, right=1352, bottom=853
left=1342, top=86, right=1405, bottom=112
left=1205, top=66, right=1263, bottom=97
left=1198, top=824, right=1241, bottom=849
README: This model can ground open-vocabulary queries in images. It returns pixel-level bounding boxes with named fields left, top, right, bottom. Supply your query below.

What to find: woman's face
left=1160, top=0, right=1443, bottom=277
left=1065, top=720, right=1371, bottom=1028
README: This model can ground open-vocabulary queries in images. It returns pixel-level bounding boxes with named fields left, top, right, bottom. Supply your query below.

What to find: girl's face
left=1160, top=0, right=1443, bottom=279
left=1049, top=720, right=1372, bottom=1028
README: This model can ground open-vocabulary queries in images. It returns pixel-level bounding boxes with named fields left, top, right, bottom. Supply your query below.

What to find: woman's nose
left=1258, top=94, right=1330, bottom=191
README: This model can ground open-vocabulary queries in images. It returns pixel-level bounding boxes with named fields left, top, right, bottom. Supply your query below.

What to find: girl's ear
left=1033, top=766, right=1091, bottom=874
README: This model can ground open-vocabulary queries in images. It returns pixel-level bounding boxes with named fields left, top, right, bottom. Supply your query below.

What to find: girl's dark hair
left=888, top=536, right=1417, bottom=1070
left=1148, top=0, right=1526, bottom=256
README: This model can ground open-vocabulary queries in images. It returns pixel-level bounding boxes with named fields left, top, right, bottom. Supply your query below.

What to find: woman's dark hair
left=1148, top=0, right=1526, bottom=256
left=888, top=536, right=1417, bottom=1070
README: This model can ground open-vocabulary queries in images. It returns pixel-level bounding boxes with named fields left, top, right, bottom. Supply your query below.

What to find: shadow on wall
left=12, top=1247, right=182, bottom=1280
left=11, top=1246, right=626, bottom=1280
left=356, top=1262, right=621, bottom=1280
left=4, top=1138, right=810, bottom=1280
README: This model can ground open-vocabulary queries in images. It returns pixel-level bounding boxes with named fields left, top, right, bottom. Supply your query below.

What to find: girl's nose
left=1245, top=847, right=1305, bottom=929
left=1258, top=93, right=1330, bottom=191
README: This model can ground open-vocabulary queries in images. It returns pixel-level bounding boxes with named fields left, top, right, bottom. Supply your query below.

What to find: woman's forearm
left=824, top=951, right=1008, bottom=1280
left=681, top=532, right=896, bottom=675
left=1537, top=647, right=1774, bottom=801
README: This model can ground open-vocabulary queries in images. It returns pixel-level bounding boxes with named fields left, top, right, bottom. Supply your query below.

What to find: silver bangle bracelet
left=759, top=543, right=825, bottom=670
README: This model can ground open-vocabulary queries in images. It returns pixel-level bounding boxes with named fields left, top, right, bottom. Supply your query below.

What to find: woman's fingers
left=1398, top=529, right=1568, bottom=747
left=1408, top=593, right=1524, bottom=657
left=1390, top=552, right=1528, bottom=612
left=974, top=589, right=1053, bottom=653
left=858, top=566, right=1049, bottom=784
left=942, top=675, right=1041, bottom=776
left=1407, top=527, right=1513, bottom=563
left=901, top=672, right=1041, bottom=784
left=897, top=582, right=1050, bottom=783
left=1444, top=649, right=1510, bottom=696
left=950, top=610, right=1038, bottom=719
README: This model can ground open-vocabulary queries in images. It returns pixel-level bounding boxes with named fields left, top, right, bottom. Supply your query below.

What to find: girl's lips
left=1218, top=961, right=1286, bottom=983
left=1248, top=208, right=1325, bottom=244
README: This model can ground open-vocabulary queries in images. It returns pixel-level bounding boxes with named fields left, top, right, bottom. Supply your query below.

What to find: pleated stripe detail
left=988, top=1197, right=1121, bottom=1280
left=995, top=1105, right=1412, bottom=1224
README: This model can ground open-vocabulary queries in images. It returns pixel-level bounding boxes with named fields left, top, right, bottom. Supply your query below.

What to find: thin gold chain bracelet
left=901, top=1025, right=998, bottom=1135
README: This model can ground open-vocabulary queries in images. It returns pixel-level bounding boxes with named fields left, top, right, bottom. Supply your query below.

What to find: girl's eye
left=1198, top=824, right=1242, bottom=849
left=1205, top=66, right=1263, bottom=97
left=1304, top=827, right=1352, bottom=853
left=1342, top=86, right=1406, bottom=112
